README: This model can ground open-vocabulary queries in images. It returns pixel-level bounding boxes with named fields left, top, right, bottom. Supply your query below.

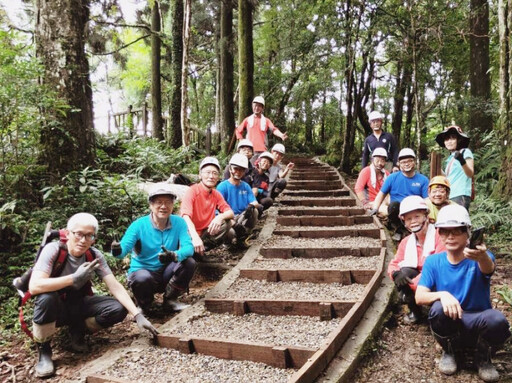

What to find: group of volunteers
left=357, top=111, right=510, bottom=382
left=26, top=96, right=294, bottom=378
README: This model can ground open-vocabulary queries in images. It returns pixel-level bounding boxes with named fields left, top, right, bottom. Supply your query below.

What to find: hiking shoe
left=163, top=300, right=190, bottom=312
left=403, top=311, right=421, bottom=325
left=438, top=351, right=457, bottom=375
left=69, top=330, right=89, bottom=353
left=477, top=360, right=499, bottom=382
left=392, top=232, right=402, bottom=241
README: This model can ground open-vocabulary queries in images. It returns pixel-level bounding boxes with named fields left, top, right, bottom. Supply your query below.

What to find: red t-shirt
left=354, top=166, right=389, bottom=201
left=235, top=114, right=277, bottom=152
left=180, top=183, right=232, bottom=234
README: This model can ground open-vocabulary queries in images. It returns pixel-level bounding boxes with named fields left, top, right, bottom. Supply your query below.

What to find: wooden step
left=239, top=269, right=376, bottom=284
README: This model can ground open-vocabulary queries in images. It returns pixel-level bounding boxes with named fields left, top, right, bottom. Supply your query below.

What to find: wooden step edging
left=204, top=298, right=356, bottom=320
left=277, top=207, right=366, bottom=216
left=276, top=215, right=373, bottom=226
left=273, top=228, right=381, bottom=238
left=154, top=334, right=316, bottom=369
left=239, top=268, right=376, bottom=284
left=260, top=246, right=382, bottom=258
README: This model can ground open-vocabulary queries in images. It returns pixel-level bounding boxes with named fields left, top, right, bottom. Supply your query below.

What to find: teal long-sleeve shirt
left=116, top=214, right=194, bottom=274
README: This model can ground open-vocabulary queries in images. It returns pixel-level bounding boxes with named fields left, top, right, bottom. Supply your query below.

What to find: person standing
left=361, top=110, right=399, bottom=172
left=112, top=184, right=195, bottom=313
left=235, top=96, right=288, bottom=158
left=180, top=157, right=235, bottom=257
left=416, top=205, right=510, bottom=381
left=435, top=125, right=474, bottom=210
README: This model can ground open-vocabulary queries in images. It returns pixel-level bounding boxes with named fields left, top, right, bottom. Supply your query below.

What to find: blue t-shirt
left=418, top=251, right=494, bottom=312
left=117, top=214, right=194, bottom=273
left=380, top=171, right=429, bottom=203
left=445, top=149, right=473, bottom=199
left=217, top=180, right=256, bottom=215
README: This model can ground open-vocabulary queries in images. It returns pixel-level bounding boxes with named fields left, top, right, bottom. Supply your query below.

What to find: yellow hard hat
left=429, top=175, right=451, bottom=191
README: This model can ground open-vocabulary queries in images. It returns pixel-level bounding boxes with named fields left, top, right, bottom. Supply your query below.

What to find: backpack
left=13, top=222, right=96, bottom=339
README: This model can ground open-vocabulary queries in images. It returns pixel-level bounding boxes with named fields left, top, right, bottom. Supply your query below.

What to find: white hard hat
left=237, top=139, right=254, bottom=150
left=271, top=143, right=285, bottom=154
left=148, top=183, right=177, bottom=201
left=229, top=153, right=249, bottom=169
left=368, top=111, right=383, bottom=121
left=435, top=205, right=472, bottom=228
left=253, top=96, right=265, bottom=106
left=199, top=156, right=221, bottom=171
left=399, top=195, right=429, bottom=216
left=372, top=147, right=388, bottom=158
left=398, top=148, right=416, bottom=160
left=259, top=151, right=274, bottom=162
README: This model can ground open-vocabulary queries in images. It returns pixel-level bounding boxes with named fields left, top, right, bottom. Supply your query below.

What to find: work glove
left=134, top=312, right=159, bottom=336
left=111, top=240, right=122, bottom=257
left=392, top=270, right=412, bottom=288
left=453, top=150, right=466, bottom=166
left=369, top=208, right=378, bottom=216
left=72, top=259, right=99, bottom=289
left=158, top=246, right=178, bottom=264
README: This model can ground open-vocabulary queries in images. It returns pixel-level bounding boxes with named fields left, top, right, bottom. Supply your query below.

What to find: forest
left=1, top=0, right=512, bottom=340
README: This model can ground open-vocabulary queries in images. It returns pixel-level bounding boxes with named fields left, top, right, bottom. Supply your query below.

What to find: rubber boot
left=163, top=284, right=189, bottom=312
left=432, top=332, right=458, bottom=375
left=475, top=338, right=499, bottom=382
left=69, top=328, right=89, bottom=353
left=35, top=342, right=54, bottom=378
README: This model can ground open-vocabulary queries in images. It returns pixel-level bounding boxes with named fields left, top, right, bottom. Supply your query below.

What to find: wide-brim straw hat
left=435, top=125, right=470, bottom=149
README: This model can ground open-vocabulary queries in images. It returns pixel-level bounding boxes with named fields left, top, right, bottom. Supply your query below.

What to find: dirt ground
left=1, top=214, right=511, bottom=383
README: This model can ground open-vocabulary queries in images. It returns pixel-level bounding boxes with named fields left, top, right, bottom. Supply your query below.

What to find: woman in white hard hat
left=435, top=125, right=474, bottom=210
left=416, top=204, right=510, bottom=381
left=387, top=196, right=445, bottom=324
left=235, top=96, right=288, bottom=158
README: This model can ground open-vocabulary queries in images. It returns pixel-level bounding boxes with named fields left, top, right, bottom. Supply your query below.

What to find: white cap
left=368, top=111, right=383, bottom=121
left=229, top=153, right=249, bottom=169
left=271, top=143, right=285, bottom=154
left=398, top=148, right=416, bottom=160
left=237, top=139, right=254, bottom=150
left=253, top=96, right=265, bottom=106
left=399, top=195, right=429, bottom=216
left=148, top=183, right=177, bottom=201
left=259, top=151, right=274, bottom=162
left=199, top=156, right=221, bottom=171
left=435, top=205, right=472, bottom=228
left=372, top=147, right=388, bottom=158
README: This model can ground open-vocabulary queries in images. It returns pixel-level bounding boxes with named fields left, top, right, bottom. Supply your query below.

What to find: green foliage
left=496, top=286, right=512, bottom=308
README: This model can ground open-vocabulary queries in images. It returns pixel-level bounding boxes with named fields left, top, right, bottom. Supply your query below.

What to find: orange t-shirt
left=180, top=183, right=232, bottom=234
left=235, top=114, right=277, bottom=152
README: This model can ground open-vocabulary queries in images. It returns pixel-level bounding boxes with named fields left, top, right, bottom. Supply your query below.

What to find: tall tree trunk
left=392, top=61, right=411, bottom=147
left=469, top=0, right=492, bottom=147
left=151, top=1, right=163, bottom=140
left=496, top=0, right=512, bottom=198
left=36, top=0, right=95, bottom=176
left=180, top=0, right=191, bottom=146
left=169, top=0, right=183, bottom=148
left=220, top=0, right=235, bottom=153
left=305, top=99, right=313, bottom=145
left=238, top=0, right=254, bottom=122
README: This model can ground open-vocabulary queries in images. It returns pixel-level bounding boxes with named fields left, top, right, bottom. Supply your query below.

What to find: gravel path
left=213, top=278, right=366, bottom=301
left=247, top=255, right=380, bottom=270
left=166, top=307, right=341, bottom=349
left=264, top=235, right=381, bottom=248
left=104, top=346, right=295, bottom=383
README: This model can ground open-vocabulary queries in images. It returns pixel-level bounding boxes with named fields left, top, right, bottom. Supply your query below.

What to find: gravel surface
left=103, top=346, right=295, bottom=383
left=166, top=307, right=341, bottom=349
left=277, top=206, right=360, bottom=210
left=280, top=195, right=354, bottom=200
left=247, top=255, right=380, bottom=270
left=275, top=223, right=377, bottom=231
left=213, top=278, right=366, bottom=300
left=264, top=235, right=381, bottom=248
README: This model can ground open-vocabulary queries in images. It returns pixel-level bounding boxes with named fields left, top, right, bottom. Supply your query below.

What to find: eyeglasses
left=438, top=227, right=466, bottom=237
left=201, top=170, right=220, bottom=177
left=399, top=159, right=415, bottom=164
left=151, top=200, right=174, bottom=207
left=71, top=231, right=96, bottom=241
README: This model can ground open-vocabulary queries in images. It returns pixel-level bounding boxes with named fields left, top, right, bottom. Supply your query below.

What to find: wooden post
left=142, top=102, right=148, bottom=137
left=430, top=152, right=442, bottom=178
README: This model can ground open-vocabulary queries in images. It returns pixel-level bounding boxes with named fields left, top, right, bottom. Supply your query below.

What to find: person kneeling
left=112, top=184, right=195, bottom=314
left=387, top=196, right=445, bottom=324
left=29, top=213, right=157, bottom=378
left=251, top=151, right=275, bottom=214
left=416, top=205, right=510, bottom=382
